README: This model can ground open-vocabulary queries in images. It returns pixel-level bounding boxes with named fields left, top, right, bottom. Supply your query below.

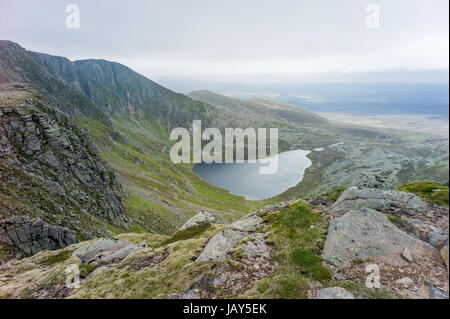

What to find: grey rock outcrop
left=196, top=214, right=264, bottom=261
left=316, top=287, right=355, bottom=299
left=73, top=238, right=146, bottom=264
left=355, top=175, right=393, bottom=190
left=242, top=233, right=270, bottom=258
left=0, top=216, right=76, bottom=256
left=0, top=100, right=130, bottom=254
left=330, top=187, right=423, bottom=215
left=196, top=228, right=246, bottom=261
left=322, top=208, right=437, bottom=266
left=180, top=212, right=218, bottom=231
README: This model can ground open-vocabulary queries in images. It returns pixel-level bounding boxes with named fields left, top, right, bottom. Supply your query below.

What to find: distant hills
left=188, top=90, right=328, bottom=125
left=162, top=79, right=449, bottom=117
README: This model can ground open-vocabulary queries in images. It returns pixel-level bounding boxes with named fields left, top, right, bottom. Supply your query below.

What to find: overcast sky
left=0, top=0, right=448, bottom=82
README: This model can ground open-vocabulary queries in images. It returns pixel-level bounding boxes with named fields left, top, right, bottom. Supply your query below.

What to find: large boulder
left=72, top=238, right=146, bottom=264
left=179, top=212, right=218, bottom=231
left=196, top=229, right=246, bottom=261
left=330, top=187, right=423, bottom=215
left=196, top=214, right=264, bottom=261
left=322, top=208, right=437, bottom=267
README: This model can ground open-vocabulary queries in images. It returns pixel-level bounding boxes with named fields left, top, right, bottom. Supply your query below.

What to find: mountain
left=0, top=40, right=257, bottom=260
left=0, top=40, right=448, bottom=263
left=1, top=41, right=218, bottom=128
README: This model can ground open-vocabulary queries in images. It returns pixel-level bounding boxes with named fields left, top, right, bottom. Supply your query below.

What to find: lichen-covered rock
left=354, top=175, right=393, bottom=190
left=196, top=213, right=264, bottom=261
left=242, top=233, right=270, bottom=258
left=322, top=208, right=437, bottom=266
left=196, top=229, right=246, bottom=261
left=179, top=212, right=218, bottom=231
left=229, top=215, right=263, bottom=232
left=72, top=238, right=146, bottom=264
left=0, top=215, right=76, bottom=256
left=330, top=187, right=423, bottom=215
left=316, top=287, right=355, bottom=299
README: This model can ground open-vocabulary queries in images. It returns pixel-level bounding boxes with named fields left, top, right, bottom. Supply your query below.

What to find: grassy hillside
left=398, top=181, right=449, bottom=206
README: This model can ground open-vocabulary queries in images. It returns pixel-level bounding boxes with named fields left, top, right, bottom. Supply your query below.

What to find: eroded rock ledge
left=0, top=215, right=76, bottom=256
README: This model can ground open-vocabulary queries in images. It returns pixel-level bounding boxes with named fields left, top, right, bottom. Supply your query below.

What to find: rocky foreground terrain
left=0, top=176, right=447, bottom=299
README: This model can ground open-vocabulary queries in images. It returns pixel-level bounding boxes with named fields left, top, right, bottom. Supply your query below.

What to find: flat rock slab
left=316, top=287, right=355, bottom=299
left=180, top=212, right=218, bottom=231
left=322, top=208, right=436, bottom=267
left=73, top=238, right=146, bottom=264
left=229, top=215, right=263, bottom=232
left=196, top=215, right=264, bottom=261
left=243, top=233, right=270, bottom=258
left=196, top=229, right=246, bottom=261
left=330, top=187, right=423, bottom=215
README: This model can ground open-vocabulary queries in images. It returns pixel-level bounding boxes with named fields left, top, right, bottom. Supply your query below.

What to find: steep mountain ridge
left=30, top=51, right=217, bottom=129
left=0, top=41, right=110, bottom=125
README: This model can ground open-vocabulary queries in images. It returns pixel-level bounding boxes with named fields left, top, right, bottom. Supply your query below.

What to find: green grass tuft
left=322, top=186, right=347, bottom=201
left=289, top=248, right=331, bottom=281
left=40, top=250, right=72, bottom=266
left=290, top=248, right=321, bottom=268
left=273, top=272, right=309, bottom=299
left=398, top=181, right=448, bottom=206
left=162, top=222, right=214, bottom=245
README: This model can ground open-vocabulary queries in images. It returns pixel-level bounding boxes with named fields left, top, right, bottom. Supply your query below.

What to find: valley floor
left=318, top=112, right=449, bottom=138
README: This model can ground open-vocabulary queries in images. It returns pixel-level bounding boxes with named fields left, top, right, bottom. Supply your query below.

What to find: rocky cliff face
left=0, top=216, right=76, bottom=257
left=0, top=86, right=130, bottom=257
